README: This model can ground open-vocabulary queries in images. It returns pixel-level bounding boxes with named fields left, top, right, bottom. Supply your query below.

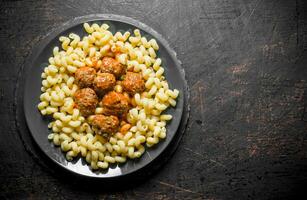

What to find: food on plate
left=37, top=23, right=179, bottom=170
left=122, top=72, right=145, bottom=95
left=93, top=73, right=116, bottom=94
left=75, top=66, right=96, bottom=88
left=74, top=88, right=98, bottom=116
left=100, top=57, right=125, bottom=78
left=90, top=114, right=119, bottom=135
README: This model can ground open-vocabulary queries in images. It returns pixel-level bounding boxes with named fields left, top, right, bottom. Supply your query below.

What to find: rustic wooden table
left=1, top=0, right=307, bottom=199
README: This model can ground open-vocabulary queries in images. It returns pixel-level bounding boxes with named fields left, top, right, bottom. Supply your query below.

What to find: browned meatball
left=90, top=114, right=119, bottom=134
left=101, top=91, right=130, bottom=116
left=100, top=57, right=125, bottom=78
left=122, top=72, right=145, bottom=94
left=74, top=88, right=98, bottom=116
left=74, top=67, right=96, bottom=88
left=93, top=73, right=116, bottom=94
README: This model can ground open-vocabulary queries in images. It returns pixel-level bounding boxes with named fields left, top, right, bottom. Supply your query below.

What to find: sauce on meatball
left=101, top=91, right=130, bottom=116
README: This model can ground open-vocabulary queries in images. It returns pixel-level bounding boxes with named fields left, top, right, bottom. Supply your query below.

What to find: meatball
left=74, top=67, right=96, bottom=88
left=74, top=88, right=98, bottom=116
left=100, top=57, right=125, bottom=78
left=122, top=72, right=145, bottom=94
left=90, top=114, right=119, bottom=134
left=101, top=91, right=130, bottom=116
left=93, top=73, right=116, bottom=94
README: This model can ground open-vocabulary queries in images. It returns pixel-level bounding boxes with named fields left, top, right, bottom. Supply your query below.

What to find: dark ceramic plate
left=23, top=14, right=186, bottom=179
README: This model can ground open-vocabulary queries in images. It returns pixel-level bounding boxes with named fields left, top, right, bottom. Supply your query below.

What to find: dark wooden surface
left=1, top=0, right=307, bottom=199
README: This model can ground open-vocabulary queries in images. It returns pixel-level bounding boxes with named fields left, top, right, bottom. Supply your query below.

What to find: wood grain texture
left=1, top=0, right=307, bottom=199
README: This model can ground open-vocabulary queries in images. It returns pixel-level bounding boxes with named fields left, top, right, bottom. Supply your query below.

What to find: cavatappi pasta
left=38, top=22, right=179, bottom=170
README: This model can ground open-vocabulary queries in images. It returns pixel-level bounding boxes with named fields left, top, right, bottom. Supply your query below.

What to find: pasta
left=37, top=22, right=179, bottom=170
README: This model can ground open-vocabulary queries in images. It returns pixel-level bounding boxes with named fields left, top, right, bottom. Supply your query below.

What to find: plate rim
left=23, top=14, right=187, bottom=179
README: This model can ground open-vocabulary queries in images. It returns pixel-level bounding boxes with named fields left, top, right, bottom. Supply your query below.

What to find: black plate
left=23, top=14, right=187, bottom=179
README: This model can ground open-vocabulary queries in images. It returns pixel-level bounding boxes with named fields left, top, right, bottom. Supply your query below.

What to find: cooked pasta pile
left=37, top=22, right=179, bottom=170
